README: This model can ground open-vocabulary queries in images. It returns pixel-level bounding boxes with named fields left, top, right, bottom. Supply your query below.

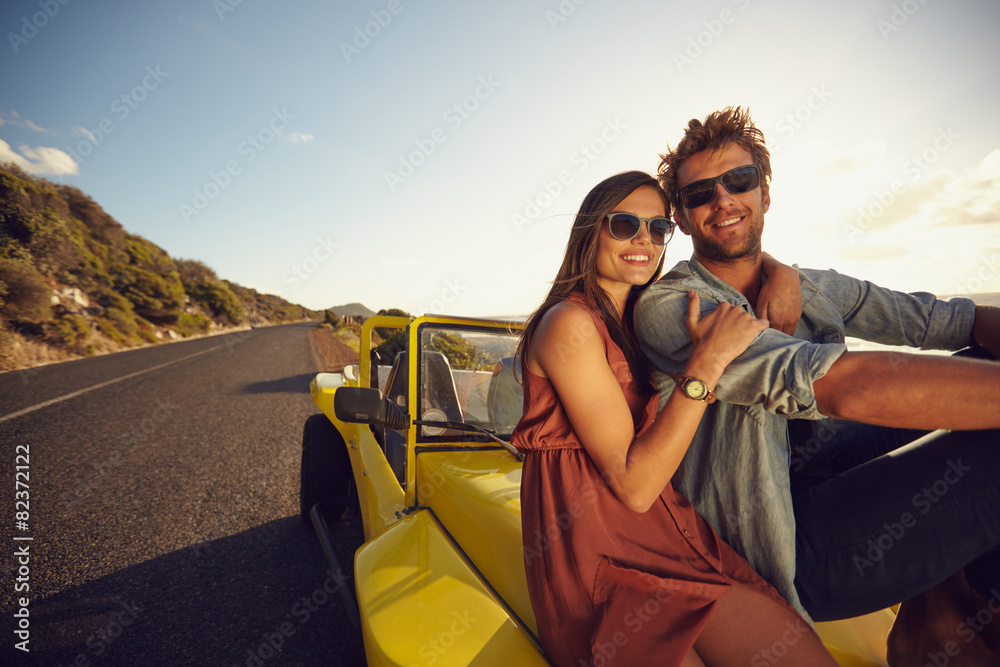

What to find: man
left=634, top=106, right=1000, bottom=664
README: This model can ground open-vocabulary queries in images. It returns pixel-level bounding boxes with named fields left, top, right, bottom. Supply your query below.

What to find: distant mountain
left=329, top=302, right=376, bottom=318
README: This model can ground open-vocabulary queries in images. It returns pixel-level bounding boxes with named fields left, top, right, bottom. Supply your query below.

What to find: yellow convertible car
left=301, top=313, right=896, bottom=666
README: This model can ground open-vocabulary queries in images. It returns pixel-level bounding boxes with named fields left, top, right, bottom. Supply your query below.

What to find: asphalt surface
left=0, top=323, right=367, bottom=666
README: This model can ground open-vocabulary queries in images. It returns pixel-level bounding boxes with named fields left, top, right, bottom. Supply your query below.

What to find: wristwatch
left=671, top=373, right=717, bottom=403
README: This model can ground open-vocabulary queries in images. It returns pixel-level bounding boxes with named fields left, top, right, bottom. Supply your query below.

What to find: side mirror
left=334, top=387, right=410, bottom=430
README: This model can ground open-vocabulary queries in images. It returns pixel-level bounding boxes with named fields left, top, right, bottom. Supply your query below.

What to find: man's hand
left=685, top=291, right=770, bottom=383
left=758, top=253, right=802, bottom=335
left=972, top=304, right=1000, bottom=359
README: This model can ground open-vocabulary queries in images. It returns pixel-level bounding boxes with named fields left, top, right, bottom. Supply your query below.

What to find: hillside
left=0, top=162, right=320, bottom=372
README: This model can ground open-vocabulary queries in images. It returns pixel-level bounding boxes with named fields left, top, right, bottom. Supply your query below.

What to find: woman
left=511, top=171, right=836, bottom=666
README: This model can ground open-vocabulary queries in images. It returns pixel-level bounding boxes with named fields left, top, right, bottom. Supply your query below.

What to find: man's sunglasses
left=678, top=164, right=761, bottom=209
left=606, top=213, right=675, bottom=246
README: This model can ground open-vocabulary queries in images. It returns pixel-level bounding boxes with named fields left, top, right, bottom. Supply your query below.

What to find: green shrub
left=103, top=306, right=139, bottom=341
left=46, top=314, right=89, bottom=350
left=95, top=287, right=132, bottom=312
left=426, top=332, right=493, bottom=371
left=373, top=308, right=411, bottom=339
left=116, top=264, right=184, bottom=323
left=374, top=330, right=406, bottom=362
left=135, top=318, right=157, bottom=344
left=186, top=280, right=245, bottom=325
left=174, top=312, right=213, bottom=337
left=96, top=317, right=127, bottom=343
left=176, top=259, right=218, bottom=286
left=0, top=258, right=51, bottom=323
left=324, top=310, right=344, bottom=329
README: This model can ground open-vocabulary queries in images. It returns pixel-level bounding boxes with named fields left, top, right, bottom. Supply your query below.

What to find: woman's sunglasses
left=606, top=213, right=675, bottom=246
left=678, top=164, right=761, bottom=209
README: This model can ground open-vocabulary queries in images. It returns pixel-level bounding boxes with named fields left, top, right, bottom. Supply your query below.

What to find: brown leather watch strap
left=671, top=372, right=717, bottom=404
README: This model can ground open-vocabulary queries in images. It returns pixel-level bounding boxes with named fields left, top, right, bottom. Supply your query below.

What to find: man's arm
left=813, top=351, right=1000, bottom=430
left=635, top=282, right=844, bottom=419
left=973, top=304, right=1000, bottom=358
left=804, top=268, right=977, bottom=351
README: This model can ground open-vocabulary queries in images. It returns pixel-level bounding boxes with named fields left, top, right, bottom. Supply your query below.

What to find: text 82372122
left=14, top=443, right=32, bottom=653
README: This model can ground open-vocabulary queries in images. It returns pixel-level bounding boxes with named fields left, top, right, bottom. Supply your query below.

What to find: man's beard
left=694, top=210, right=764, bottom=263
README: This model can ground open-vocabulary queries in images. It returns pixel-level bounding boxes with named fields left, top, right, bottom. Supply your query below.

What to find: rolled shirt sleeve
left=800, top=268, right=976, bottom=351
left=635, top=275, right=845, bottom=420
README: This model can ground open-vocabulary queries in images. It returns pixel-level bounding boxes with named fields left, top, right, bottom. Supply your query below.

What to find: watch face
left=686, top=379, right=708, bottom=400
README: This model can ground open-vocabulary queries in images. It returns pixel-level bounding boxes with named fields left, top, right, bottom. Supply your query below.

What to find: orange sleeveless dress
left=512, top=295, right=793, bottom=667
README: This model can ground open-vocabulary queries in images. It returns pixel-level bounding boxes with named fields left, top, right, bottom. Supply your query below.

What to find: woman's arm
left=758, top=252, right=802, bottom=336
left=530, top=293, right=767, bottom=513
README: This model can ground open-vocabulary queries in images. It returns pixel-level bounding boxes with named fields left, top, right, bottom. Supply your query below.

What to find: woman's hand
left=685, top=291, right=769, bottom=381
left=759, top=253, right=802, bottom=336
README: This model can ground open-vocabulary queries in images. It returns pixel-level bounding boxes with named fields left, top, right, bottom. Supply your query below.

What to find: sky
left=2, top=0, right=999, bottom=318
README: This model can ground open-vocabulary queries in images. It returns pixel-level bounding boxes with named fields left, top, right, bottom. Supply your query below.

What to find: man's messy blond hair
left=658, top=106, right=772, bottom=215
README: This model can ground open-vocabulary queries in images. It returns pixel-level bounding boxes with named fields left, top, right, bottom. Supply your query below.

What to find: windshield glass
left=418, top=325, right=522, bottom=441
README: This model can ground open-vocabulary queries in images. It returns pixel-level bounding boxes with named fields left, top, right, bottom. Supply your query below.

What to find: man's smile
left=709, top=211, right=749, bottom=230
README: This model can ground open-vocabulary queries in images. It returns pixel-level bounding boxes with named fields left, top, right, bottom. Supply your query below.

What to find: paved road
left=0, top=323, right=366, bottom=666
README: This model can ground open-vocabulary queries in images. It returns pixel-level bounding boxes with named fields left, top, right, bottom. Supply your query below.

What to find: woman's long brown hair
left=516, top=171, right=670, bottom=401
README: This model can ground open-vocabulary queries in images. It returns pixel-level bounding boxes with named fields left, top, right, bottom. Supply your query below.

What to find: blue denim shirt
left=633, top=257, right=976, bottom=618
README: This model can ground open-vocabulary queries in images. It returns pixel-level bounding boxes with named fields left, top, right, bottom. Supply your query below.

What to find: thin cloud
left=833, top=150, right=1000, bottom=236
left=0, top=110, right=51, bottom=134
left=278, top=131, right=314, bottom=144
left=923, top=149, right=1000, bottom=228
left=0, top=139, right=78, bottom=175
left=72, top=126, right=97, bottom=143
